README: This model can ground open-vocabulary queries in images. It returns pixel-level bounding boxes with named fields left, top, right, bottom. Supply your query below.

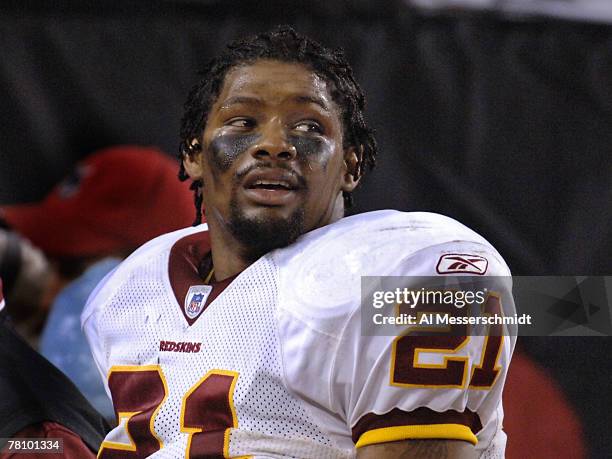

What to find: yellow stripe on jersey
left=355, top=423, right=478, bottom=448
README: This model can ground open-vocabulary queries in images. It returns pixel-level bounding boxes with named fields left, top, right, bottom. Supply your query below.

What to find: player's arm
left=330, top=241, right=515, bottom=456
left=357, top=439, right=478, bottom=459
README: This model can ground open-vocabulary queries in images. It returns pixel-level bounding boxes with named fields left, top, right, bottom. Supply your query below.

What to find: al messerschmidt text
left=373, top=313, right=532, bottom=326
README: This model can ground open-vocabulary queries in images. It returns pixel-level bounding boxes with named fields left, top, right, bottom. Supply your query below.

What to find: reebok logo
left=436, top=254, right=488, bottom=275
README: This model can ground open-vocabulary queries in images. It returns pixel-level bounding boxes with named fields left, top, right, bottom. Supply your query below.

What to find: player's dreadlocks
left=178, top=25, right=377, bottom=225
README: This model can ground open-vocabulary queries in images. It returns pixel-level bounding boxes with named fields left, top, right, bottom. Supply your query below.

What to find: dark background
left=1, top=1, right=610, bottom=456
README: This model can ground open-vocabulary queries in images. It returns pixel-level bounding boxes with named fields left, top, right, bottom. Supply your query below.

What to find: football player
left=83, top=26, right=515, bottom=458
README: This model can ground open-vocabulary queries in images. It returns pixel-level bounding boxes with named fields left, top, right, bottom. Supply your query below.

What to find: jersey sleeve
left=330, top=240, right=515, bottom=452
left=81, top=265, right=121, bottom=397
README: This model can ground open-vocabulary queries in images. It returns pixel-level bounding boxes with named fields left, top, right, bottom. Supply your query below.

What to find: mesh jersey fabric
left=82, top=210, right=515, bottom=458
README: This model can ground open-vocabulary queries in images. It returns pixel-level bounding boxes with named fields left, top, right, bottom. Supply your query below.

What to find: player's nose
left=251, top=120, right=297, bottom=161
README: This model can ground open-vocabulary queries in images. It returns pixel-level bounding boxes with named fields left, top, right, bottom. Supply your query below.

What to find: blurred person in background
left=0, top=277, right=109, bottom=458
left=0, top=145, right=197, bottom=422
left=0, top=230, right=57, bottom=346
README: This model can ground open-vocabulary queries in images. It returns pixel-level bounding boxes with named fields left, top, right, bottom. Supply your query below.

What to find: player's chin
left=229, top=197, right=305, bottom=257
left=239, top=202, right=301, bottom=224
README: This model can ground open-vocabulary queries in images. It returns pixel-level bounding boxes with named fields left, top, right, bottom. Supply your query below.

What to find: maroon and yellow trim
left=356, top=423, right=477, bottom=448
left=352, top=407, right=482, bottom=448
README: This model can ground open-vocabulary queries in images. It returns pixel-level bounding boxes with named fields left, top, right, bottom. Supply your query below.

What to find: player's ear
left=341, top=145, right=362, bottom=193
left=182, top=138, right=204, bottom=180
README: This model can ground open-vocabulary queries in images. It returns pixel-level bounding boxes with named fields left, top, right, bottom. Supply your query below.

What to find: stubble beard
left=227, top=198, right=305, bottom=263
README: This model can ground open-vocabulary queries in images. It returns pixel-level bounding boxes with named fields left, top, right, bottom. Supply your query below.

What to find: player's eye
left=293, top=120, right=323, bottom=134
left=227, top=117, right=255, bottom=128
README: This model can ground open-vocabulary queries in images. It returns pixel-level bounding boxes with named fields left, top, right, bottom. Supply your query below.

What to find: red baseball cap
left=0, top=145, right=198, bottom=257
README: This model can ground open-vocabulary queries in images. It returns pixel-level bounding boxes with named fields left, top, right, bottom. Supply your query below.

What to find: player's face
left=185, top=59, right=359, bottom=257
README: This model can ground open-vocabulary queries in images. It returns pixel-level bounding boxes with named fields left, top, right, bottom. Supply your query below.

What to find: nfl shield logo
left=184, top=285, right=212, bottom=319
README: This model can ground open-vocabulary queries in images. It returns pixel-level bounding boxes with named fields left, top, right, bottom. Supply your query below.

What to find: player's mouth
left=242, top=168, right=303, bottom=206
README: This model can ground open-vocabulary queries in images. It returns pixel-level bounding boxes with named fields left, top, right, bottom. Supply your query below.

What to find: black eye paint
left=208, top=132, right=335, bottom=171
left=288, top=134, right=334, bottom=169
left=209, top=133, right=261, bottom=171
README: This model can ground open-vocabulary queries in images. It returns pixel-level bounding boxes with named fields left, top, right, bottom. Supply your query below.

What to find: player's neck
left=206, top=221, right=252, bottom=282
left=205, top=201, right=347, bottom=281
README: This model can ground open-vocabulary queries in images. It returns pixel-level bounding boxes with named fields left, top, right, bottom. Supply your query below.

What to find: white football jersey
left=82, top=210, right=515, bottom=458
